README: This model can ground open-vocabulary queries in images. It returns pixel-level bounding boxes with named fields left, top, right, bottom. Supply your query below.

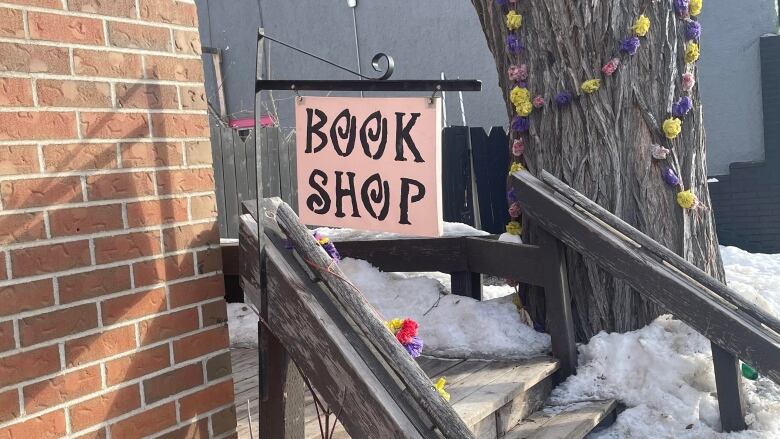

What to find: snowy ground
left=227, top=234, right=780, bottom=438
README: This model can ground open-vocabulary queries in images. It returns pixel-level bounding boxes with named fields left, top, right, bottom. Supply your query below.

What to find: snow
left=313, top=221, right=489, bottom=241
left=227, top=302, right=258, bottom=348
left=721, top=246, right=780, bottom=320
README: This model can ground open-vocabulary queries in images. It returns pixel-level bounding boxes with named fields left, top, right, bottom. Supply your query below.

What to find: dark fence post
left=470, top=127, right=510, bottom=234
left=711, top=343, right=747, bottom=432
left=442, top=126, right=475, bottom=226
left=450, top=271, right=482, bottom=301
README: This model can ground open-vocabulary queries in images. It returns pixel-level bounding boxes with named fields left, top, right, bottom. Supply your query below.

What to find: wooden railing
left=511, top=170, right=780, bottom=432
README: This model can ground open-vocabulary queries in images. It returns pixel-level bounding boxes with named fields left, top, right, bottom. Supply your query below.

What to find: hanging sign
left=295, top=96, right=443, bottom=236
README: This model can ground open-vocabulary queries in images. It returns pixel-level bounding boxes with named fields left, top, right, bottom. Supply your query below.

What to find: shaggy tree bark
left=471, top=1, right=725, bottom=340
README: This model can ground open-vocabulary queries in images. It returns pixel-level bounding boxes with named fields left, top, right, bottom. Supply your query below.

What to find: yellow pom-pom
left=317, top=236, right=330, bottom=245
left=510, top=86, right=530, bottom=106
left=581, top=79, right=601, bottom=94
left=663, top=117, right=682, bottom=139
left=690, top=0, right=702, bottom=16
left=434, top=377, right=450, bottom=402
left=506, top=221, right=522, bottom=235
left=632, top=14, right=651, bottom=37
left=506, top=11, right=522, bottom=31
left=515, top=101, right=533, bottom=117
left=509, top=162, right=525, bottom=173
left=677, top=190, right=697, bottom=209
left=685, top=42, right=700, bottom=64
left=385, top=318, right=404, bottom=334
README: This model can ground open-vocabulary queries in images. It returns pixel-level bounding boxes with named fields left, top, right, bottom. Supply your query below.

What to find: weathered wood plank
left=239, top=216, right=426, bottom=438
left=209, top=115, right=229, bottom=238
left=465, top=237, right=547, bottom=287
left=450, top=271, right=482, bottom=300
left=265, top=127, right=282, bottom=198
left=442, top=126, right=475, bottom=226
left=711, top=343, right=747, bottom=432
left=273, top=202, right=475, bottom=439
left=512, top=171, right=780, bottom=384
left=258, top=325, right=305, bottom=439
left=221, top=125, right=240, bottom=238
left=234, top=130, right=251, bottom=209
left=504, top=400, right=617, bottom=439
left=325, top=237, right=469, bottom=274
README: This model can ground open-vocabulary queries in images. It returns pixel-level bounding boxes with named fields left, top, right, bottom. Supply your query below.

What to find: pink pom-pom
left=512, top=139, right=524, bottom=156
left=532, top=96, right=545, bottom=108
left=508, top=202, right=521, bottom=218
left=682, top=73, right=695, bottom=91
left=518, top=64, right=528, bottom=81
left=508, top=65, right=523, bottom=82
left=602, top=58, right=620, bottom=76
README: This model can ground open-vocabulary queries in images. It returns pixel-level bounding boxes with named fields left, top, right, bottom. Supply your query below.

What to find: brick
left=206, top=351, right=231, bottom=381
left=138, top=307, right=198, bottom=346
left=29, top=12, right=104, bottom=45
left=157, top=169, right=214, bottom=194
left=0, top=389, right=20, bottom=423
left=140, top=0, right=197, bottom=26
left=201, top=300, right=228, bottom=327
left=37, top=79, right=111, bottom=108
left=163, top=221, right=218, bottom=252
left=69, top=0, right=137, bottom=18
left=180, top=86, right=207, bottom=110
left=0, top=212, right=46, bottom=244
left=0, top=42, right=69, bottom=74
left=144, top=56, right=203, bottom=82
left=0, top=111, right=77, bottom=141
left=178, top=380, right=234, bottom=420
left=0, top=253, right=6, bottom=280
left=185, top=140, right=212, bottom=164
left=20, top=304, right=98, bottom=347
left=0, top=345, right=60, bottom=388
left=23, top=365, right=101, bottom=413
left=109, top=21, right=170, bottom=52
left=102, top=287, right=167, bottom=325
left=0, top=145, right=38, bottom=175
left=80, top=112, right=150, bottom=139
left=0, top=410, right=66, bottom=439
left=126, top=198, right=188, bottom=227
left=49, top=204, right=123, bottom=237
left=0, top=77, right=33, bottom=106
left=191, top=194, right=217, bottom=220
left=157, top=418, right=209, bottom=439
left=150, top=113, right=209, bottom=138
left=65, top=324, right=136, bottom=367
left=120, top=141, right=183, bottom=167
left=94, top=230, right=162, bottom=264
left=116, top=83, right=179, bottom=109
left=173, top=327, right=229, bottom=363
left=73, top=428, right=107, bottom=439
left=143, top=363, right=203, bottom=403
left=211, top=406, right=237, bottom=436
left=133, top=254, right=194, bottom=287
left=59, top=266, right=132, bottom=303
left=196, top=248, right=221, bottom=274
left=174, top=30, right=201, bottom=55
left=169, top=275, right=224, bottom=308
left=74, top=49, right=144, bottom=79
left=86, top=171, right=155, bottom=200
left=69, top=385, right=141, bottom=431
left=105, top=344, right=170, bottom=386
left=0, top=320, right=14, bottom=353
left=0, top=9, right=23, bottom=38
left=11, top=240, right=91, bottom=278
left=1, top=176, right=82, bottom=209
left=109, top=402, right=177, bottom=438
left=0, top=279, right=53, bottom=317
left=1, top=0, right=63, bottom=8
left=43, top=143, right=118, bottom=171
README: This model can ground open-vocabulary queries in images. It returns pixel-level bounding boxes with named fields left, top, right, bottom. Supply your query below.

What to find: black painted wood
left=470, top=127, right=510, bottom=234
left=711, top=343, right=747, bottom=432
left=464, top=237, right=548, bottom=287
left=336, top=237, right=468, bottom=273
left=442, top=126, right=475, bottom=226
left=256, top=79, right=482, bottom=92
left=450, top=271, right=482, bottom=301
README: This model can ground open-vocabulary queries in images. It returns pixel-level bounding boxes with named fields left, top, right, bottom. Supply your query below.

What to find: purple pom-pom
left=620, top=36, right=641, bottom=56
left=511, top=116, right=529, bottom=132
left=672, top=96, right=693, bottom=117
left=404, top=336, right=424, bottom=358
left=685, top=20, right=701, bottom=41
left=663, top=168, right=681, bottom=186
left=313, top=232, right=341, bottom=261
left=506, top=35, right=523, bottom=54
left=555, top=91, right=572, bottom=107
left=507, top=188, right=518, bottom=204
left=674, top=0, right=690, bottom=16
left=495, top=0, right=509, bottom=4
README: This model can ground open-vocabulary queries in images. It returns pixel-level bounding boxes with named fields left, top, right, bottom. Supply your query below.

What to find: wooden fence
left=209, top=115, right=510, bottom=238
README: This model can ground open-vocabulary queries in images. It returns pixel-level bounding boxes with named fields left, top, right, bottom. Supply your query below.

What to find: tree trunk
left=470, top=0, right=725, bottom=340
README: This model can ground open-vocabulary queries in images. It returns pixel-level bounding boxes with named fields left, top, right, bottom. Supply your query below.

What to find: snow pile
left=721, top=246, right=780, bottom=319
left=227, top=302, right=259, bottom=347
left=551, top=315, right=780, bottom=438
left=313, top=221, right=488, bottom=241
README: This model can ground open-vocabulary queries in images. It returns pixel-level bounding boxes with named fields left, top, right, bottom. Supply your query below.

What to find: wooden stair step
left=504, top=399, right=618, bottom=439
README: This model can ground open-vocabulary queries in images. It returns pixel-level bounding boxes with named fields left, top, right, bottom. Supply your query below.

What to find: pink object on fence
left=229, top=114, right=276, bottom=129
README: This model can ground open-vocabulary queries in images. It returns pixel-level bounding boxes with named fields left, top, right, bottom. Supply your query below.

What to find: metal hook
left=428, top=85, right=442, bottom=105
left=291, top=84, right=303, bottom=102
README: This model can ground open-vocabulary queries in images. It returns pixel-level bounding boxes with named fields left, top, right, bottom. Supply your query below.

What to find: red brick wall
left=0, top=0, right=236, bottom=437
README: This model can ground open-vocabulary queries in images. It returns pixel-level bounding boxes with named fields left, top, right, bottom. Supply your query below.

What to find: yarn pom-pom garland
left=674, top=0, right=690, bottom=17
left=314, top=232, right=341, bottom=261
left=508, top=65, right=523, bottom=82
left=510, top=86, right=531, bottom=107
left=651, top=144, right=671, bottom=160
left=508, top=202, right=521, bottom=218
left=685, top=20, right=701, bottom=42
left=386, top=318, right=423, bottom=358
left=663, top=117, right=683, bottom=139
left=632, top=15, right=651, bottom=37
left=672, top=96, right=693, bottom=117
left=509, top=162, right=525, bottom=173
left=532, top=96, right=545, bottom=108
left=677, top=190, right=698, bottom=209
left=435, top=377, right=451, bottom=402
left=685, top=42, right=700, bottom=63
left=395, top=319, right=419, bottom=344
left=663, top=168, right=681, bottom=186
left=506, top=220, right=522, bottom=235
left=506, top=10, right=522, bottom=31
left=602, top=58, right=620, bottom=76
left=511, top=116, right=530, bottom=133
left=516, top=101, right=533, bottom=117
left=581, top=79, right=601, bottom=94
left=682, top=72, right=696, bottom=91
left=404, top=337, right=423, bottom=357
left=518, top=64, right=529, bottom=81
left=690, top=0, right=702, bottom=16
left=620, top=36, right=641, bottom=56
left=506, top=34, right=523, bottom=54
left=555, top=91, right=573, bottom=107
left=512, top=139, right=525, bottom=156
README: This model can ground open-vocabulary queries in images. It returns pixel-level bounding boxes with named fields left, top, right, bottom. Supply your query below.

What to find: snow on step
left=504, top=399, right=618, bottom=439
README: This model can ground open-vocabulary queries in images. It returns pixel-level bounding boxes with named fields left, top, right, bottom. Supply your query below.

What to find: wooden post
left=450, top=271, right=482, bottom=301
left=711, top=342, right=747, bottom=432
left=536, top=228, right=577, bottom=379
left=258, top=322, right=306, bottom=439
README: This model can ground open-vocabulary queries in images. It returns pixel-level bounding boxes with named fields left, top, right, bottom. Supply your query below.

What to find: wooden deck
left=231, top=347, right=559, bottom=439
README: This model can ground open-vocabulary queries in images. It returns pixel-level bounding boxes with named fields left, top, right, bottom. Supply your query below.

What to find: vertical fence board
left=266, top=128, right=282, bottom=198
left=234, top=130, right=251, bottom=211
left=471, top=127, right=510, bottom=234
left=209, top=116, right=229, bottom=238
left=220, top=125, right=240, bottom=238
left=246, top=129, right=258, bottom=201
left=442, top=126, right=474, bottom=226
left=285, top=128, right=299, bottom=213
left=278, top=128, right=294, bottom=206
